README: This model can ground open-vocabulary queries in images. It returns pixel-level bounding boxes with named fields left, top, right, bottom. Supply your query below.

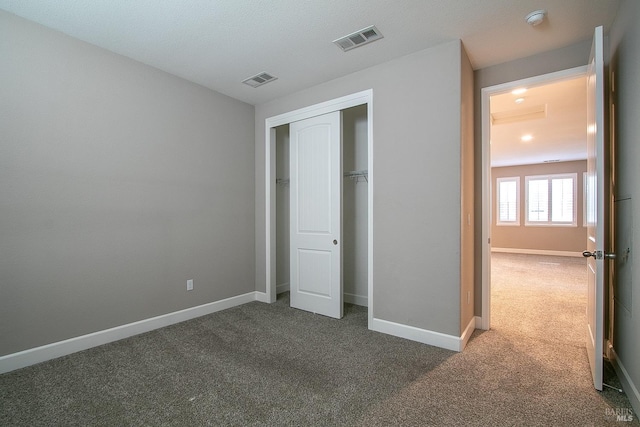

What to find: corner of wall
left=460, top=39, right=476, bottom=333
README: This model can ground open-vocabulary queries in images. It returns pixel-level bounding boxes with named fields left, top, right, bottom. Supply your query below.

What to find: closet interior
left=275, top=104, right=369, bottom=308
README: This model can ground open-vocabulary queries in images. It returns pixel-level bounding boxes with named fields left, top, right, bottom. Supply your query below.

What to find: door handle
left=582, top=250, right=616, bottom=259
left=333, top=239, right=338, bottom=245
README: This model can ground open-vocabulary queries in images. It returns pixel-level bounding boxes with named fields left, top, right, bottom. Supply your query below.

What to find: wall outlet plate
left=187, top=279, right=193, bottom=291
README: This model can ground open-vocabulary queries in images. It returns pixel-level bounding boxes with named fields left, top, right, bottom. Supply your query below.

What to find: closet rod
left=344, top=169, right=368, bottom=183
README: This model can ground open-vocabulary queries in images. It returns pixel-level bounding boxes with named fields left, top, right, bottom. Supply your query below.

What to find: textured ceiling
left=0, top=0, right=620, bottom=106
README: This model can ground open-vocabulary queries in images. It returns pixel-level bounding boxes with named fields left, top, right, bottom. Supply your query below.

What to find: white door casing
left=584, top=25, right=606, bottom=391
left=289, top=111, right=343, bottom=319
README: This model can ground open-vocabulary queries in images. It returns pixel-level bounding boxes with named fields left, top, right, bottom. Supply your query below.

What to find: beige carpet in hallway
left=490, top=252, right=588, bottom=347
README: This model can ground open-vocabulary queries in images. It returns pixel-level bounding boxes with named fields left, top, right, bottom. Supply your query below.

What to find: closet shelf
left=344, top=169, right=368, bottom=183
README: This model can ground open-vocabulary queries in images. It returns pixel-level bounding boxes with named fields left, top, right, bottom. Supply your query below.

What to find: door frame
left=480, top=67, right=587, bottom=330
left=264, top=89, right=374, bottom=326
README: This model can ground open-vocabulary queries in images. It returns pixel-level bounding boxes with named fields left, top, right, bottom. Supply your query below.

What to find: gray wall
left=609, top=0, right=640, bottom=413
left=473, top=41, right=592, bottom=315
left=256, top=41, right=467, bottom=336
left=491, top=161, right=587, bottom=252
left=0, top=11, right=255, bottom=356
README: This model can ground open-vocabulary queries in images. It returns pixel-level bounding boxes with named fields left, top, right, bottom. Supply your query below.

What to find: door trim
left=264, top=89, right=374, bottom=327
left=480, top=66, right=587, bottom=330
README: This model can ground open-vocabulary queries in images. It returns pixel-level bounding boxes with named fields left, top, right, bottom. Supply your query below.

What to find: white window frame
left=496, top=176, right=520, bottom=226
left=525, top=173, right=578, bottom=227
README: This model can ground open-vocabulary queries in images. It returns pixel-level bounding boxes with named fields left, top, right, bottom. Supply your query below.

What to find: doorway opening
left=481, top=66, right=588, bottom=331
left=264, top=90, right=374, bottom=326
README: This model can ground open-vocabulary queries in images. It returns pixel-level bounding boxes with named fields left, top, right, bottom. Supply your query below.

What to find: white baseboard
left=459, top=316, right=477, bottom=351
left=370, top=317, right=466, bottom=352
left=254, top=291, right=270, bottom=303
left=344, top=292, right=368, bottom=307
left=610, top=348, right=640, bottom=416
left=474, top=316, right=483, bottom=329
left=276, top=282, right=290, bottom=294
left=491, top=247, right=583, bottom=257
left=0, top=291, right=262, bottom=374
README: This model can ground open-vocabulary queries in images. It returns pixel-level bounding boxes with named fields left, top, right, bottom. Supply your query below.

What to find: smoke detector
left=525, top=10, right=546, bottom=26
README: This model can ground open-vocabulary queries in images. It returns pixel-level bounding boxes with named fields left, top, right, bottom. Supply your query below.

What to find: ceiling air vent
left=242, top=72, right=278, bottom=88
left=333, top=25, right=383, bottom=52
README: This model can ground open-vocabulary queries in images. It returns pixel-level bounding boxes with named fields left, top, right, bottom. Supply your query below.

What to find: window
left=496, top=177, right=520, bottom=225
left=583, top=172, right=587, bottom=227
left=584, top=171, right=596, bottom=226
left=525, top=173, right=577, bottom=226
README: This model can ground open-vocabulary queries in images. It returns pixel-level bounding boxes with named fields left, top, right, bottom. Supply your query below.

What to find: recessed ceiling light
left=521, top=134, right=534, bottom=142
left=515, top=97, right=525, bottom=104
left=512, top=88, right=527, bottom=95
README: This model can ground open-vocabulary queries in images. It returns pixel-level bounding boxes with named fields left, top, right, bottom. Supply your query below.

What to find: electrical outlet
left=187, top=279, right=193, bottom=291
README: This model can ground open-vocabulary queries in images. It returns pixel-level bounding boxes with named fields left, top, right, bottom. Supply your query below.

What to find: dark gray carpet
left=1, top=255, right=637, bottom=426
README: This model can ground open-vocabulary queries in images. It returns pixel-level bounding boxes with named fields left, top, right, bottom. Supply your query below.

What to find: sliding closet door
left=289, top=111, right=343, bottom=319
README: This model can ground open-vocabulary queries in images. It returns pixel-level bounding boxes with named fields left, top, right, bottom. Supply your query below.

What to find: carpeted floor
left=1, top=253, right=637, bottom=426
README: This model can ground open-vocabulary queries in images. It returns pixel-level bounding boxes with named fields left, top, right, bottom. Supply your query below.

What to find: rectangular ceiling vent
left=333, top=25, right=383, bottom=52
left=242, top=72, right=278, bottom=88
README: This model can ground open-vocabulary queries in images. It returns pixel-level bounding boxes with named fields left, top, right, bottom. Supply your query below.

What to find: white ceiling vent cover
left=333, top=25, right=383, bottom=52
left=242, top=72, right=278, bottom=88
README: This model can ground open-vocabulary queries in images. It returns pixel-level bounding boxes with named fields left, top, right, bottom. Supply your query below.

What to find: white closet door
left=289, top=111, right=342, bottom=319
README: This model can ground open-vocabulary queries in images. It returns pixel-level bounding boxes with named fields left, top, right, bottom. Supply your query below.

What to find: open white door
left=583, top=26, right=606, bottom=391
left=289, top=111, right=343, bottom=319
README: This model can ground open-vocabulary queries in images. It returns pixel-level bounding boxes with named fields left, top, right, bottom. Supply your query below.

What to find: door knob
left=333, top=239, right=338, bottom=245
left=582, top=250, right=616, bottom=259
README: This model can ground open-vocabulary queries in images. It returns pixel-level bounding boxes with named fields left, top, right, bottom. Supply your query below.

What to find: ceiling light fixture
left=511, top=88, right=527, bottom=95
left=521, top=134, right=534, bottom=142
left=525, top=9, right=547, bottom=26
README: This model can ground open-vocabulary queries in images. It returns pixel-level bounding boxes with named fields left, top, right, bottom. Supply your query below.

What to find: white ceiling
left=490, top=76, right=588, bottom=167
left=0, top=0, right=620, bottom=106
